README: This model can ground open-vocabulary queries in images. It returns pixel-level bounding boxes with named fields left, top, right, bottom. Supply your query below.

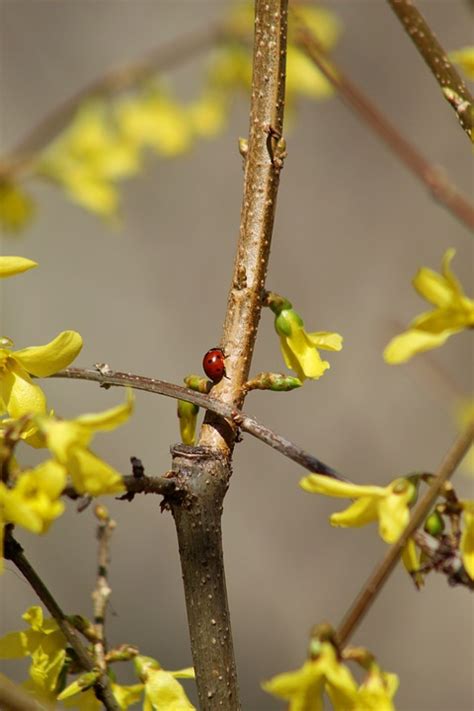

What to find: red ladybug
left=202, top=347, right=226, bottom=383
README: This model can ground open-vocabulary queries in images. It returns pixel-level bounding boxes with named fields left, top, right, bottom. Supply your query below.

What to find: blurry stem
left=294, top=23, right=474, bottom=231
left=91, top=506, right=115, bottom=672
left=0, top=22, right=223, bottom=180
left=386, top=0, right=473, bottom=141
left=336, top=421, right=474, bottom=647
left=3, top=530, right=120, bottom=711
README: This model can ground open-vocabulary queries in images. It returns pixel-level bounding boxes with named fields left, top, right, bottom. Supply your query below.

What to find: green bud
left=424, top=510, right=445, bottom=536
left=183, top=374, right=211, bottom=394
left=177, top=400, right=199, bottom=446
left=264, top=291, right=293, bottom=315
left=134, top=654, right=161, bottom=681
left=245, top=373, right=302, bottom=392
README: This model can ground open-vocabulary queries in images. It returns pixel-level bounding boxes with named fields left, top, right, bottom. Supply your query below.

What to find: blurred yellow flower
left=0, top=331, right=83, bottom=418
left=0, top=182, right=35, bottom=233
left=450, top=46, right=474, bottom=80
left=460, top=501, right=474, bottom=579
left=134, top=655, right=195, bottom=711
left=177, top=399, right=199, bottom=446
left=300, top=474, right=416, bottom=543
left=384, top=249, right=474, bottom=364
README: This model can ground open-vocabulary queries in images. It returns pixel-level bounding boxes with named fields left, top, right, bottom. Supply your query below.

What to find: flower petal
left=412, top=267, right=454, bottom=308
left=330, top=497, right=380, bottom=529
left=0, top=256, right=37, bottom=277
left=68, top=448, right=125, bottom=496
left=383, top=328, right=459, bottom=364
left=300, top=474, right=386, bottom=500
left=306, top=332, right=343, bottom=352
left=460, top=502, right=474, bottom=579
left=75, top=390, right=133, bottom=432
left=15, top=331, right=83, bottom=377
left=0, top=364, right=47, bottom=418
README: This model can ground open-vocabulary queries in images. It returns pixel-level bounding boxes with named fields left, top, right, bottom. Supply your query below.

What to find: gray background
left=0, top=1, right=473, bottom=709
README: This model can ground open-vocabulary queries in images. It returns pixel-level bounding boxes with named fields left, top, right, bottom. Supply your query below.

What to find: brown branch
left=199, top=0, right=289, bottom=453
left=336, top=421, right=474, bottom=647
left=294, top=25, right=474, bottom=231
left=50, top=366, right=343, bottom=480
left=91, top=506, right=115, bottom=672
left=386, top=0, right=474, bottom=141
left=0, top=673, right=51, bottom=711
left=3, top=530, right=121, bottom=711
left=0, top=23, right=223, bottom=181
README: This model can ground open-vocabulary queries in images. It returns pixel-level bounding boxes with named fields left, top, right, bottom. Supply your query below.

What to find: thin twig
left=50, top=366, right=343, bottom=480
left=294, top=24, right=474, bottom=231
left=0, top=22, right=224, bottom=180
left=413, top=529, right=474, bottom=590
left=336, top=421, right=474, bottom=647
left=91, top=506, right=115, bottom=673
left=3, top=531, right=121, bottom=711
left=386, top=0, right=473, bottom=141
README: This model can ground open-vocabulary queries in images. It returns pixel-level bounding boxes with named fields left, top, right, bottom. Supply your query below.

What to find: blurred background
left=0, top=1, right=472, bottom=709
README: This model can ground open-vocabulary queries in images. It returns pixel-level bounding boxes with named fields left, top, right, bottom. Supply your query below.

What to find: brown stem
left=336, top=421, right=474, bottom=646
left=386, top=0, right=474, bottom=141
left=199, top=0, right=289, bottom=453
left=3, top=531, right=121, bottom=711
left=91, top=507, right=115, bottom=672
left=168, top=446, right=238, bottom=709
left=0, top=23, right=223, bottom=180
left=294, top=25, right=474, bottom=231
left=50, top=367, right=343, bottom=480
left=0, top=673, right=51, bottom=711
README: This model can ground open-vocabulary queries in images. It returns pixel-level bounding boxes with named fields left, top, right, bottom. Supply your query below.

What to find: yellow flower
left=60, top=679, right=144, bottom=710
left=449, top=46, right=474, bottom=80
left=0, top=255, right=37, bottom=277
left=36, top=392, right=133, bottom=496
left=300, top=474, right=416, bottom=543
left=134, top=655, right=195, bottom=711
left=267, top=294, right=342, bottom=381
left=0, top=331, right=83, bottom=419
left=347, top=666, right=399, bottom=711
left=0, top=460, right=66, bottom=571
left=177, top=400, right=199, bottom=446
left=384, top=249, right=474, bottom=364
left=0, top=182, right=35, bottom=233
left=460, top=501, right=474, bottom=579
left=455, top=398, right=474, bottom=475
left=0, top=606, right=67, bottom=702
left=263, top=641, right=357, bottom=711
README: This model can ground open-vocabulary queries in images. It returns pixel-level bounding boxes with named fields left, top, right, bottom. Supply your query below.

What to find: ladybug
left=202, top=347, right=226, bottom=383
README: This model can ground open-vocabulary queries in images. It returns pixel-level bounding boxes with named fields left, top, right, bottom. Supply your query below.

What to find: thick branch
left=50, top=367, right=343, bottom=480
left=0, top=23, right=223, bottom=180
left=295, top=25, right=474, bottom=231
left=336, top=422, right=474, bottom=646
left=3, top=531, right=120, bottom=711
left=386, top=0, right=473, bottom=140
left=199, top=0, right=289, bottom=453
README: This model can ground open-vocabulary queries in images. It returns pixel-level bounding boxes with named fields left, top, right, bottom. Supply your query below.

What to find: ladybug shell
left=202, top=348, right=226, bottom=383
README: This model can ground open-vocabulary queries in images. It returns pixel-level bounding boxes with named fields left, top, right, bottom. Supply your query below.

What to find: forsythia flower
left=0, top=606, right=67, bottom=703
left=0, top=331, right=83, bottom=419
left=0, top=255, right=37, bottom=277
left=0, top=182, right=35, bottom=233
left=460, top=501, right=474, bottom=579
left=300, top=474, right=416, bottom=543
left=267, top=293, right=343, bottom=381
left=36, top=392, right=134, bottom=496
left=449, top=46, right=474, bottom=80
left=59, top=678, right=143, bottom=710
left=134, top=655, right=195, bottom=711
left=384, top=249, right=474, bottom=364
left=177, top=400, right=199, bottom=445
left=0, top=460, right=66, bottom=570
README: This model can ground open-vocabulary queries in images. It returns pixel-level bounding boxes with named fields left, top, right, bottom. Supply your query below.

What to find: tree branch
left=50, top=367, right=343, bottom=480
left=294, top=24, right=474, bottom=231
left=0, top=22, right=223, bottom=181
left=91, top=506, right=115, bottom=672
left=336, top=421, right=474, bottom=647
left=386, top=0, right=474, bottom=141
left=3, top=531, right=121, bottom=711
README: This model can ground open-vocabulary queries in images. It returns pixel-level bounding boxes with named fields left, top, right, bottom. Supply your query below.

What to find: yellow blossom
left=0, top=606, right=67, bottom=702
left=300, top=474, right=416, bottom=543
left=0, top=460, right=66, bottom=571
left=384, top=249, right=474, bottom=364
left=0, top=331, right=82, bottom=419
left=449, top=46, right=474, bottom=80
left=177, top=400, right=199, bottom=446
left=268, top=293, right=342, bottom=381
left=262, top=641, right=357, bottom=711
left=460, top=500, right=474, bottom=579
left=346, top=665, right=399, bottom=711
left=134, top=655, right=195, bottom=711
left=0, top=255, right=37, bottom=277
left=36, top=392, right=133, bottom=496
left=0, top=182, right=35, bottom=233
